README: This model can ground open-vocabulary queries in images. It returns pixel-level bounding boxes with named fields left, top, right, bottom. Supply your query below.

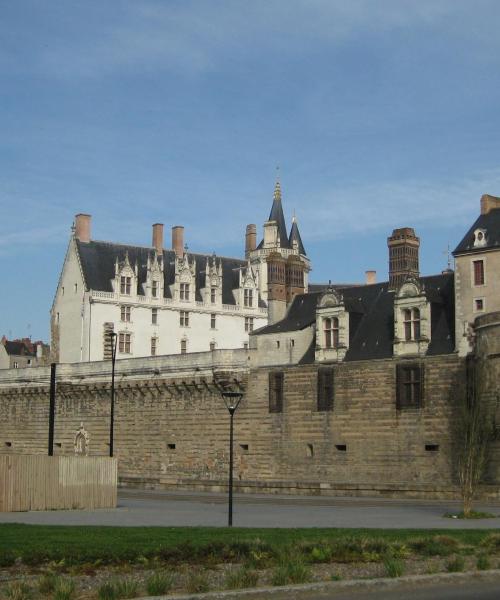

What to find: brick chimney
left=172, top=226, right=184, bottom=257
left=365, top=270, right=376, bottom=285
left=245, top=224, right=256, bottom=257
left=480, top=194, right=500, bottom=215
left=388, top=227, right=420, bottom=289
left=152, top=223, right=164, bottom=254
left=74, top=214, right=91, bottom=243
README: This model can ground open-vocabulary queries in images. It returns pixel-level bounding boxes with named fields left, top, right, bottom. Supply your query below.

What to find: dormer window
left=393, top=279, right=430, bottom=357
left=244, top=288, right=253, bottom=307
left=315, top=291, right=348, bottom=362
left=152, top=280, right=158, bottom=298
left=180, top=283, right=190, bottom=301
left=473, top=228, right=487, bottom=248
left=211, top=287, right=216, bottom=304
left=120, top=276, right=131, bottom=295
left=324, top=317, right=339, bottom=348
left=403, top=309, right=420, bottom=341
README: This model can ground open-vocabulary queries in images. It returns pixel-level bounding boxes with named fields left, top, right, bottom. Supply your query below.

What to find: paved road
left=299, top=580, right=500, bottom=599
left=1, top=488, right=500, bottom=528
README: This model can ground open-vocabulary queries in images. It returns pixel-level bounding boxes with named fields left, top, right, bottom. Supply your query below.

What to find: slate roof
left=4, top=341, right=35, bottom=357
left=76, top=240, right=250, bottom=305
left=253, top=273, right=455, bottom=362
left=453, top=207, right=500, bottom=255
left=289, top=219, right=306, bottom=255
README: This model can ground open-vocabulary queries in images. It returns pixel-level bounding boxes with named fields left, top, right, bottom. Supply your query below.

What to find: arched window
left=403, top=308, right=420, bottom=341
left=324, top=317, right=339, bottom=348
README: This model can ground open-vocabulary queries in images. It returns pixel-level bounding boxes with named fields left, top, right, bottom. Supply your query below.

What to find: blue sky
left=2, top=0, right=500, bottom=341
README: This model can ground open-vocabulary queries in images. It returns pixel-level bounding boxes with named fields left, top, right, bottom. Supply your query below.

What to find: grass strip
left=0, top=524, right=498, bottom=567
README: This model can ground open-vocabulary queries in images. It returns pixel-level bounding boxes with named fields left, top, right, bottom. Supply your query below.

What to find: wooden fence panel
left=0, top=455, right=117, bottom=512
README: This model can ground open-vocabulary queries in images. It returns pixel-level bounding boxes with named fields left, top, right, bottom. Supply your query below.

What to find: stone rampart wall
left=2, top=348, right=493, bottom=499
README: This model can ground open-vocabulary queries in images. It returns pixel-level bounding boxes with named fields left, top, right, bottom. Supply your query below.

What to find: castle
left=0, top=190, right=499, bottom=499
left=50, top=180, right=309, bottom=363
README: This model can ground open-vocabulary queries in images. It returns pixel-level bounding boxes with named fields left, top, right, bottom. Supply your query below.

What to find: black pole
left=109, top=333, right=117, bottom=457
left=48, top=362, right=56, bottom=456
left=228, top=406, right=235, bottom=527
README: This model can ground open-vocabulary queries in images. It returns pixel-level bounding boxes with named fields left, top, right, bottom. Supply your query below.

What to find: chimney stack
left=365, top=270, right=376, bottom=285
left=388, top=227, right=420, bottom=289
left=152, top=223, right=164, bottom=254
left=245, top=224, right=257, bottom=256
left=480, top=194, right=500, bottom=215
left=172, top=226, right=184, bottom=257
left=74, top=214, right=91, bottom=243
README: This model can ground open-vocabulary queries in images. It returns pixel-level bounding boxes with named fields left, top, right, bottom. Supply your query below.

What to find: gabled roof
left=253, top=273, right=455, bottom=362
left=453, top=208, right=500, bottom=255
left=75, top=240, right=250, bottom=305
left=289, top=218, right=306, bottom=255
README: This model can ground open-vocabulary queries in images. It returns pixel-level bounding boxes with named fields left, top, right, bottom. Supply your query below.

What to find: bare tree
left=456, top=356, right=495, bottom=517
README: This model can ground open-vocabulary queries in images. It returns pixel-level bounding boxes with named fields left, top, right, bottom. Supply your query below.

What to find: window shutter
left=269, top=371, right=284, bottom=413
left=396, top=364, right=404, bottom=410
left=418, top=363, right=425, bottom=408
left=317, top=367, right=334, bottom=411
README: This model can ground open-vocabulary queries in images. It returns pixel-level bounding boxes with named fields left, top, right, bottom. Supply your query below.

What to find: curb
left=135, top=569, right=500, bottom=600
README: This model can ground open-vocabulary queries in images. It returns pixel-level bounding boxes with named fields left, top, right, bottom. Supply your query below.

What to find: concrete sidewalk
left=1, top=488, right=500, bottom=528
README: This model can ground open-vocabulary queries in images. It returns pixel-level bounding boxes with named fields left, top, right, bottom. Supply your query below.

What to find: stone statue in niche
left=74, top=423, right=90, bottom=456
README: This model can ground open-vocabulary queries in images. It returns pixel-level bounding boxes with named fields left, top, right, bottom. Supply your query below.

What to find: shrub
left=446, top=555, right=465, bottom=573
left=409, top=535, right=459, bottom=557
left=146, top=572, right=175, bottom=596
left=185, top=570, right=210, bottom=594
left=53, top=578, right=75, bottom=600
left=383, top=556, right=405, bottom=578
left=225, top=567, right=259, bottom=590
left=330, top=573, right=342, bottom=581
left=480, top=533, right=500, bottom=552
left=4, top=582, right=32, bottom=600
left=97, top=583, right=117, bottom=600
left=476, top=554, right=491, bottom=571
left=38, top=573, right=59, bottom=594
left=271, top=558, right=312, bottom=586
left=112, top=579, right=139, bottom=599
left=0, top=551, right=16, bottom=568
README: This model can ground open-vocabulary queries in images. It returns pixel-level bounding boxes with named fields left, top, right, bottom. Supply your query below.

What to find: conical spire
left=268, top=176, right=290, bottom=249
left=289, top=215, right=306, bottom=256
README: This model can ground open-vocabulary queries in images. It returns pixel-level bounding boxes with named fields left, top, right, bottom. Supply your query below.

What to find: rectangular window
left=210, top=341, right=216, bottom=351
left=180, top=283, right=190, bottom=301
left=211, top=313, right=216, bottom=329
left=152, top=308, right=158, bottom=324
left=13, top=362, right=18, bottom=369
left=120, top=305, right=131, bottom=322
left=180, top=311, right=189, bottom=327
left=120, top=276, right=131, bottom=295
left=473, top=260, right=485, bottom=286
left=151, top=337, right=157, bottom=356
left=180, top=339, right=187, bottom=354
left=211, top=287, right=216, bottom=303
left=245, top=317, right=254, bottom=332
left=152, top=280, right=158, bottom=297
left=396, top=363, right=424, bottom=409
left=269, top=371, right=284, bottom=413
left=119, top=333, right=131, bottom=354
left=475, top=298, right=484, bottom=312
left=317, top=367, right=334, bottom=411
left=244, top=288, right=253, bottom=307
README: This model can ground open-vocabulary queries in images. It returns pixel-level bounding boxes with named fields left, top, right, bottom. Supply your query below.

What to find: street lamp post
left=109, top=332, right=118, bottom=457
left=221, top=390, right=243, bottom=527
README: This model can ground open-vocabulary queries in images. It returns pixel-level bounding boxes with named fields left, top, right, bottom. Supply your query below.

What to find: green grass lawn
left=1, top=524, right=499, bottom=567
